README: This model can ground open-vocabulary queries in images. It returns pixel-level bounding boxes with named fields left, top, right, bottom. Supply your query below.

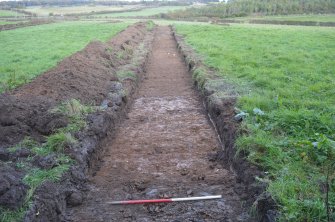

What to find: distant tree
left=167, top=0, right=335, bottom=18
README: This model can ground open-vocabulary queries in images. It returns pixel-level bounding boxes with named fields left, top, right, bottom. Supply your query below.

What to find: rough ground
left=68, top=26, right=249, bottom=221
left=0, top=22, right=151, bottom=217
left=0, top=23, right=147, bottom=148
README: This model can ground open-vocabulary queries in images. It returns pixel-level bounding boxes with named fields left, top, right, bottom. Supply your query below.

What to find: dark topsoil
left=1, top=22, right=146, bottom=148
left=0, top=22, right=151, bottom=220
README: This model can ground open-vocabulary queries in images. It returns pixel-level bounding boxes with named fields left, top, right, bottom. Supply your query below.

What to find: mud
left=0, top=22, right=154, bottom=219
left=67, top=26, right=251, bottom=222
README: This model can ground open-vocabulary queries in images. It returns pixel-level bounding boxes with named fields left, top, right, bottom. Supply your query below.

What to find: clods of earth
left=1, top=23, right=258, bottom=221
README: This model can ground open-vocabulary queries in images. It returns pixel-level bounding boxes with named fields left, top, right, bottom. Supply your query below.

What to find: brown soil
left=0, top=23, right=152, bottom=217
left=13, top=23, right=147, bottom=105
left=0, top=23, right=147, bottom=148
left=0, top=94, right=67, bottom=146
left=67, top=26, right=250, bottom=221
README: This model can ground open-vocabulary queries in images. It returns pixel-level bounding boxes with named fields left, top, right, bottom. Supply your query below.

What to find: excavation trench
left=68, top=26, right=249, bottom=221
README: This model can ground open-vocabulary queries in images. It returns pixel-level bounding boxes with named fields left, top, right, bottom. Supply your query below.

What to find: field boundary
left=172, top=26, right=277, bottom=221
left=0, top=19, right=54, bottom=31
left=66, top=6, right=144, bottom=17
left=160, top=16, right=335, bottom=27
left=248, top=19, right=335, bottom=27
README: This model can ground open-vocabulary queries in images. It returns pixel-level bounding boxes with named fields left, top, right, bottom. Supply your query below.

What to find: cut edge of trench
left=171, top=26, right=278, bottom=222
left=11, top=23, right=275, bottom=222
left=18, top=22, right=156, bottom=222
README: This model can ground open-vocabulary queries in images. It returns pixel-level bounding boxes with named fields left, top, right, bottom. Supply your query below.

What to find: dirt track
left=68, top=26, right=249, bottom=221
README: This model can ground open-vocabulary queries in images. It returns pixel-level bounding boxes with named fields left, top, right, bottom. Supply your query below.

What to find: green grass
left=116, top=70, right=136, bottom=80
left=0, top=205, right=27, bottom=222
left=96, top=6, right=188, bottom=18
left=51, top=98, right=95, bottom=117
left=0, top=21, right=129, bottom=93
left=0, top=20, right=28, bottom=25
left=146, top=20, right=155, bottom=31
left=24, top=5, right=138, bottom=16
left=175, top=23, right=335, bottom=221
left=0, top=162, right=71, bottom=222
left=0, top=9, right=24, bottom=17
left=0, top=21, right=18, bottom=25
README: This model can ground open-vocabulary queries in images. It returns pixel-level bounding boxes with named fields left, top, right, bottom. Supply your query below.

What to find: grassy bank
left=0, top=21, right=129, bottom=92
left=175, top=24, right=335, bottom=221
left=24, top=5, right=137, bottom=16
left=0, top=9, right=24, bottom=17
left=168, top=0, right=335, bottom=19
left=239, top=14, right=335, bottom=22
left=0, top=21, right=22, bottom=25
left=96, top=6, right=187, bottom=18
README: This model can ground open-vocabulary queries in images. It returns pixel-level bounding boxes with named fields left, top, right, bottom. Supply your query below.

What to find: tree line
left=167, top=0, right=335, bottom=18
left=0, top=0, right=192, bottom=8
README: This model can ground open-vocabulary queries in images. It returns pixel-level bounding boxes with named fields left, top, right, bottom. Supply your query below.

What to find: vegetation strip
left=0, top=9, right=25, bottom=17
left=94, top=6, right=188, bottom=18
left=0, top=19, right=54, bottom=32
left=174, top=23, right=335, bottom=221
left=167, top=0, right=335, bottom=19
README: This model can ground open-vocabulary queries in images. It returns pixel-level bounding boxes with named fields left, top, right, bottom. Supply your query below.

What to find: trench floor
left=68, top=26, right=248, bottom=222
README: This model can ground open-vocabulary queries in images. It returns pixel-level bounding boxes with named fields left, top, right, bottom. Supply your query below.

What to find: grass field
left=234, top=14, right=335, bottom=22
left=0, top=21, right=20, bottom=25
left=175, top=24, right=335, bottom=221
left=0, top=9, right=24, bottom=17
left=255, top=14, right=335, bottom=22
left=0, top=21, right=129, bottom=92
left=96, top=6, right=188, bottom=18
left=24, top=5, right=139, bottom=16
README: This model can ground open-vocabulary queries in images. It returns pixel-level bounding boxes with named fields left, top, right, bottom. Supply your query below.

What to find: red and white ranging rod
left=107, top=195, right=222, bottom=205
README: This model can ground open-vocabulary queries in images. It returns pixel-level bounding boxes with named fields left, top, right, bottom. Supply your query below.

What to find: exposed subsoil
left=68, top=26, right=250, bottom=222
